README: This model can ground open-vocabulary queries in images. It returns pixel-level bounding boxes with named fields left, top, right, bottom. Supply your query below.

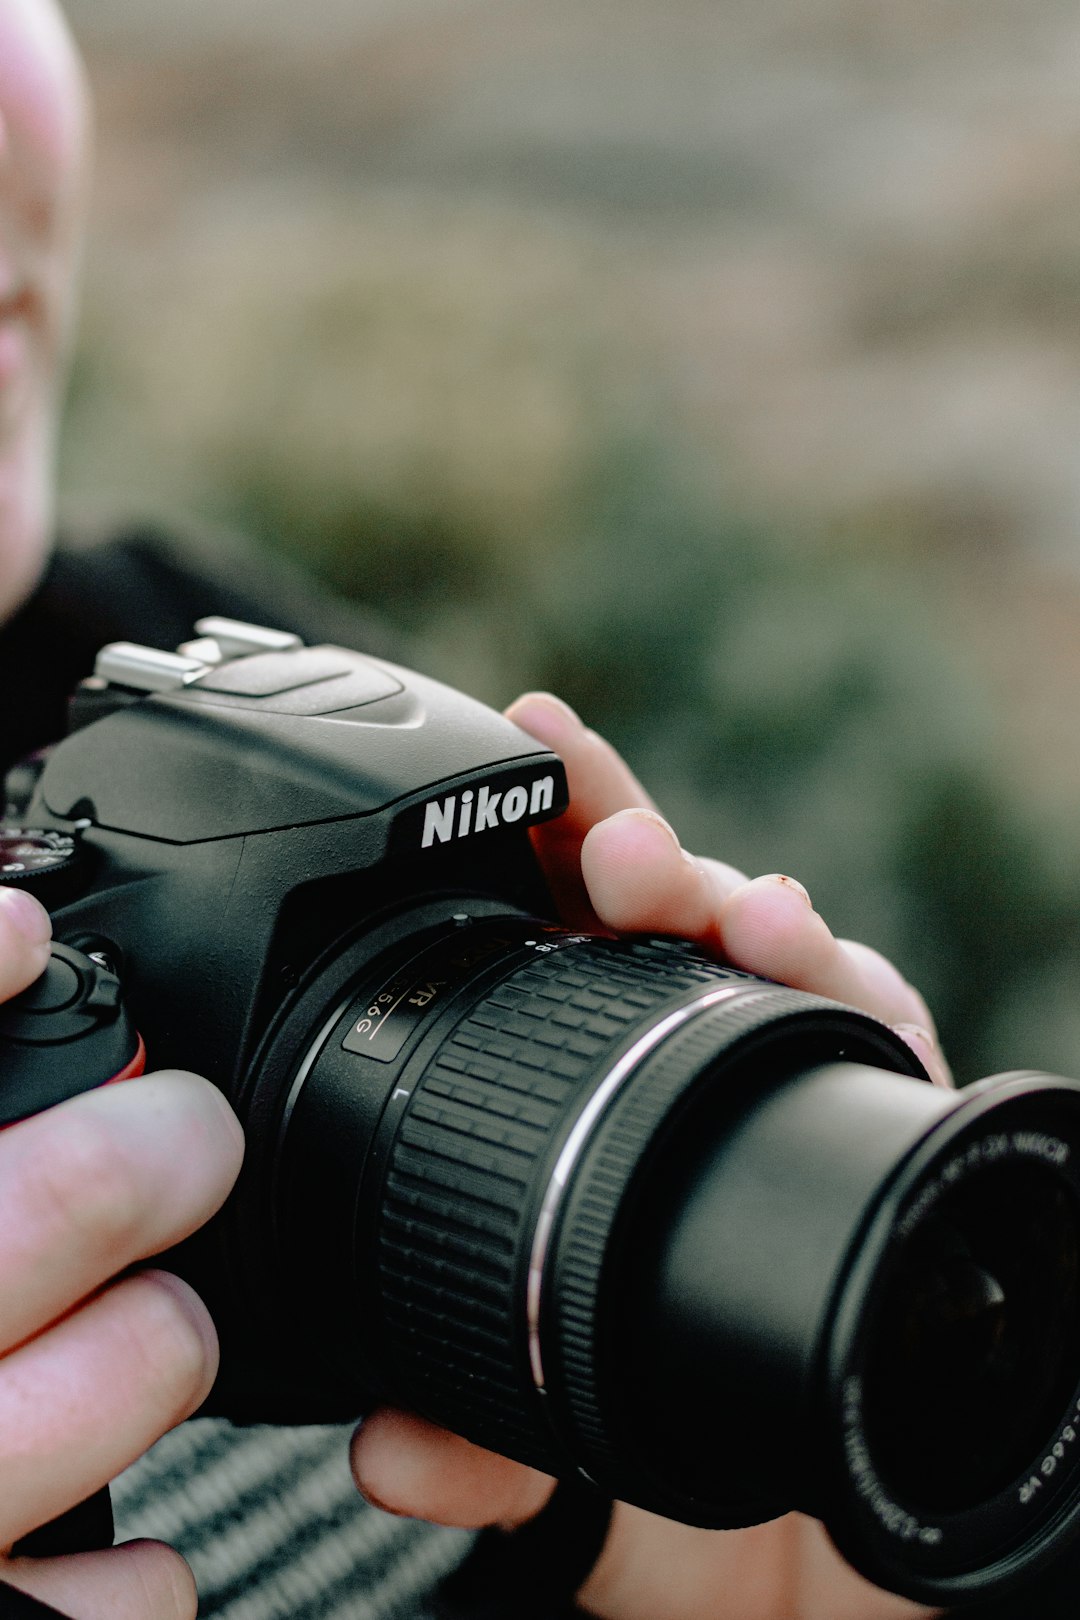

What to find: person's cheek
left=0, top=6, right=88, bottom=601
left=0, top=6, right=88, bottom=227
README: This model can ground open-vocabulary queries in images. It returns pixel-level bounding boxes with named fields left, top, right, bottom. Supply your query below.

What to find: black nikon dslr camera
left=5, top=618, right=1080, bottom=1609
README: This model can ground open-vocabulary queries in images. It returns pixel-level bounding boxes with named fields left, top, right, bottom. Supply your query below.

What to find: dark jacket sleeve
left=0, top=523, right=405, bottom=773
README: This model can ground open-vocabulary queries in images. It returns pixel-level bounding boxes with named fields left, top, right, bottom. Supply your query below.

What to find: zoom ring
left=373, top=936, right=727, bottom=1469
left=547, top=990, right=922, bottom=1496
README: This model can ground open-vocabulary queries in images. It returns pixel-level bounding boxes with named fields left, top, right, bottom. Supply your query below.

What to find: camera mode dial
left=0, top=825, right=82, bottom=898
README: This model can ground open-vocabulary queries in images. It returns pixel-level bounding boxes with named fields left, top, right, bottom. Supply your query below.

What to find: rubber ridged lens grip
left=366, top=939, right=927, bottom=1494
left=369, top=936, right=726, bottom=1472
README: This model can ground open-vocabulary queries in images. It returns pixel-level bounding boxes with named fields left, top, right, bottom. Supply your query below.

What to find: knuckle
left=118, top=1275, right=215, bottom=1419
left=21, top=1111, right=144, bottom=1257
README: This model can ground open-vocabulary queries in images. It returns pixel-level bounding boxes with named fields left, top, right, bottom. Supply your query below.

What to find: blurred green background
left=59, top=0, right=1080, bottom=1083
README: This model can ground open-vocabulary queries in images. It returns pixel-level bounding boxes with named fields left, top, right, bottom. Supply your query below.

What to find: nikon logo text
left=421, top=776, right=555, bottom=848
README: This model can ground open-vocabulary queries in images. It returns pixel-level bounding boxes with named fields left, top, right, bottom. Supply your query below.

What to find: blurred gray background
left=59, top=0, right=1080, bottom=1081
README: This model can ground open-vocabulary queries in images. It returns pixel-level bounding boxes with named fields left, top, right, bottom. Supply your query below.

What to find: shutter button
left=18, top=956, right=81, bottom=1015
left=0, top=943, right=140, bottom=1126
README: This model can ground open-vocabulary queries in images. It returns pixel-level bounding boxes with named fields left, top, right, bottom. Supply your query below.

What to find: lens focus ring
left=371, top=937, right=725, bottom=1468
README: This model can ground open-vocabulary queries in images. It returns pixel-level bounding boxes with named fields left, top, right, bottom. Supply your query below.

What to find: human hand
left=0, top=890, right=245, bottom=1620
left=351, top=693, right=949, bottom=1619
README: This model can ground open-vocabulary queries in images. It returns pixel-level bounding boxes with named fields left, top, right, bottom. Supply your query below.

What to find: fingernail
left=765, top=873, right=813, bottom=908
left=894, top=1021, right=936, bottom=1050
left=350, top=1414, right=425, bottom=1518
left=0, top=887, right=52, bottom=947
left=506, top=693, right=583, bottom=748
left=615, top=807, right=682, bottom=852
left=354, top=1482, right=410, bottom=1519
left=893, top=1023, right=944, bottom=1083
left=139, top=1268, right=220, bottom=1381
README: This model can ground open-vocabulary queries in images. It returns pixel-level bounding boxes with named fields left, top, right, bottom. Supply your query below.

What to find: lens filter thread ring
left=823, top=1076, right=1080, bottom=1604
left=541, top=988, right=924, bottom=1521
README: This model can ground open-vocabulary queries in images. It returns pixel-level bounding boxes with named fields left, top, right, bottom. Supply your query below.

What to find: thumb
left=351, top=1409, right=555, bottom=1530
left=0, top=890, right=52, bottom=1003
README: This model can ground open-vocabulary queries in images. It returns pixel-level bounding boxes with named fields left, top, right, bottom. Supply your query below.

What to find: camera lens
left=247, top=906, right=1080, bottom=1607
left=862, top=1165, right=1080, bottom=1512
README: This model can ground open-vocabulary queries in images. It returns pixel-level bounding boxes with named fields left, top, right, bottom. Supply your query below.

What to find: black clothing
left=0, top=524, right=400, bottom=775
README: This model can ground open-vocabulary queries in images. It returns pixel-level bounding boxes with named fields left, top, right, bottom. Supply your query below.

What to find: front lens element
left=863, top=1162, right=1080, bottom=1512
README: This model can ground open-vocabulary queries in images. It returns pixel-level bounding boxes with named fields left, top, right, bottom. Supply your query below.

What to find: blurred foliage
left=206, top=429, right=1080, bottom=1086
left=55, top=161, right=1080, bottom=1091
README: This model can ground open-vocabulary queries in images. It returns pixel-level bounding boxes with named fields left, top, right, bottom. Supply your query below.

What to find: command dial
left=0, top=826, right=82, bottom=896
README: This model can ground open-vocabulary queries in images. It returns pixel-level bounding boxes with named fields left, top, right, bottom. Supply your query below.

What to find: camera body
left=10, top=620, right=571, bottom=1411
left=9, top=619, right=1080, bottom=1609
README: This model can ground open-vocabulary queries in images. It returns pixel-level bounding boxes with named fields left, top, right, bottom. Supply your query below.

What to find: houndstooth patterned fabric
left=112, top=1420, right=476, bottom=1619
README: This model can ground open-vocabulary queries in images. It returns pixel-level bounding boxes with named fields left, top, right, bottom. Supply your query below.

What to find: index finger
left=507, top=695, right=949, bottom=1085
left=0, top=1072, right=243, bottom=1353
left=505, top=694, right=658, bottom=830
left=580, top=816, right=952, bottom=1086
left=504, top=693, right=739, bottom=930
